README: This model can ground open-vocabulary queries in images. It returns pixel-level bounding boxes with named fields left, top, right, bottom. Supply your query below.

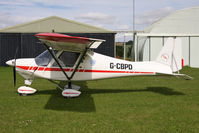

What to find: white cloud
left=76, top=12, right=116, bottom=24
left=0, top=12, right=40, bottom=29
left=0, top=0, right=33, bottom=6
left=135, top=7, right=174, bottom=25
left=0, top=0, right=198, bottom=32
left=116, top=25, right=130, bottom=30
left=33, top=0, right=133, bottom=7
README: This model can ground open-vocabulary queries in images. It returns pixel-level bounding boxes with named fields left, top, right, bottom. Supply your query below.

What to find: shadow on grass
left=41, top=81, right=96, bottom=112
left=37, top=83, right=184, bottom=112
left=145, top=87, right=185, bottom=95
left=83, top=87, right=185, bottom=96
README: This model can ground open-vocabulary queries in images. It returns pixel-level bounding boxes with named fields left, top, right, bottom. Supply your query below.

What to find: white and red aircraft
left=6, top=33, right=192, bottom=97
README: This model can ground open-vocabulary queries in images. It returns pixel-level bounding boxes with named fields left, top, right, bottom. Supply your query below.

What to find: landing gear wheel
left=17, top=86, right=37, bottom=96
left=62, top=89, right=81, bottom=98
left=62, top=85, right=81, bottom=98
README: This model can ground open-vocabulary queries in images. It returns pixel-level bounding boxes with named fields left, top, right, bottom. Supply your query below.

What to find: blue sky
left=0, top=0, right=199, bottom=41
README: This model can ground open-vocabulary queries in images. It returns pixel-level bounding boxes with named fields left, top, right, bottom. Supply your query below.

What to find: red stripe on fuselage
left=32, top=67, right=38, bottom=70
left=16, top=66, right=155, bottom=74
left=17, top=66, right=29, bottom=70
left=38, top=67, right=44, bottom=71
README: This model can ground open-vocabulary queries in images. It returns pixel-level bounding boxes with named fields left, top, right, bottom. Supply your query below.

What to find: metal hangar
left=0, top=16, right=115, bottom=66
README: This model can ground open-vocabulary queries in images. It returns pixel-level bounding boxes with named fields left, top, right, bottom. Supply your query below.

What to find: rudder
left=155, top=37, right=182, bottom=72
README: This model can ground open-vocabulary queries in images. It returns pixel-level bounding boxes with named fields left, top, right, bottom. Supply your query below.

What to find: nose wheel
left=17, top=86, right=37, bottom=96
left=17, top=79, right=36, bottom=96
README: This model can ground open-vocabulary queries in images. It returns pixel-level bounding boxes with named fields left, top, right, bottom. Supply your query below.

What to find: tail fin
left=155, top=37, right=182, bottom=72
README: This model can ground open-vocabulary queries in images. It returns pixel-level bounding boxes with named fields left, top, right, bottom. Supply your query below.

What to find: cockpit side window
left=52, top=51, right=80, bottom=67
left=35, top=50, right=58, bottom=66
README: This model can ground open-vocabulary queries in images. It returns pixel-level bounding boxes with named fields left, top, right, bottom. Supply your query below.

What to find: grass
left=0, top=66, right=199, bottom=133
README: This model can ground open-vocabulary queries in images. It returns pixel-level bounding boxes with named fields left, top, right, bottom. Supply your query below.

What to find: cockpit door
left=51, top=51, right=80, bottom=68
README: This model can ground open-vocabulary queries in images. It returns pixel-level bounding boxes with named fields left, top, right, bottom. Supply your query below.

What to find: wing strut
left=70, top=47, right=88, bottom=79
left=43, top=43, right=89, bottom=89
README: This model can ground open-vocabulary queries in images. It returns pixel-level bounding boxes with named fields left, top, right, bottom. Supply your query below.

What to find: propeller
left=13, top=46, right=19, bottom=87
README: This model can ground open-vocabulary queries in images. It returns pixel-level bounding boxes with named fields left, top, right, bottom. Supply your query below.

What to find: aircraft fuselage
left=7, top=51, right=173, bottom=81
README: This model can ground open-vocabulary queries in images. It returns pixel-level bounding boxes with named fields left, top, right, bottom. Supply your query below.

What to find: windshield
left=35, top=50, right=58, bottom=66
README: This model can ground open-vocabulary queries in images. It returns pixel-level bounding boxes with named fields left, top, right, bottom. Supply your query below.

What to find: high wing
left=35, top=33, right=105, bottom=52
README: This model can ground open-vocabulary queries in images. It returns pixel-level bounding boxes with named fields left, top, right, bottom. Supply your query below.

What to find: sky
left=1, top=0, right=199, bottom=41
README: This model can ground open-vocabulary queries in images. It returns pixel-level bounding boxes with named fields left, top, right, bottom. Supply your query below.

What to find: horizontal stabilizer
left=155, top=72, right=193, bottom=80
left=173, top=73, right=193, bottom=80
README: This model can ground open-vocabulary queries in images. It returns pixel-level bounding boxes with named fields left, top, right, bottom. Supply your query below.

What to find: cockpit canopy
left=35, top=50, right=80, bottom=67
left=35, top=50, right=55, bottom=66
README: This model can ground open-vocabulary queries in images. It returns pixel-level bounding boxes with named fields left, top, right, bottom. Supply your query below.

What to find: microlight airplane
left=6, top=33, right=192, bottom=97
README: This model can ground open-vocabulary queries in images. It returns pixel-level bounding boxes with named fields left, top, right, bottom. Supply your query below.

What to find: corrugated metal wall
left=0, top=33, right=115, bottom=66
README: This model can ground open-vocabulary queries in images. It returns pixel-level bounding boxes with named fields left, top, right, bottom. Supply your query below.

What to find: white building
left=134, top=6, right=199, bottom=68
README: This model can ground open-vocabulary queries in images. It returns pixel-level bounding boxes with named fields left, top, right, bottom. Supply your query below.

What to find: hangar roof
left=141, top=6, right=199, bottom=35
left=0, top=16, right=114, bottom=33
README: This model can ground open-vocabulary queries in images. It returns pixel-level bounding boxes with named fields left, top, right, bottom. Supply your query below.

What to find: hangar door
left=135, top=35, right=199, bottom=68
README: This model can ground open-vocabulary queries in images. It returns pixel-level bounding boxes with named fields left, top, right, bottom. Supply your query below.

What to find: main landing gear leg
left=68, top=81, right=72, bottom=89
left=64, top=81, right=80, bottom=91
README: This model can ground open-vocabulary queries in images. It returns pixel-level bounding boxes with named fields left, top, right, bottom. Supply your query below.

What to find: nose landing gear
left=18, top=79, right=37, bottom=96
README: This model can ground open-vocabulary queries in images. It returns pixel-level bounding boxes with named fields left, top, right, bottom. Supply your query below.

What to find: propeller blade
left=14, top=46, right=19, bottom=59
left=13, top=66, right=16, bottom=87
left=13, top=46, right=19, bottom=87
